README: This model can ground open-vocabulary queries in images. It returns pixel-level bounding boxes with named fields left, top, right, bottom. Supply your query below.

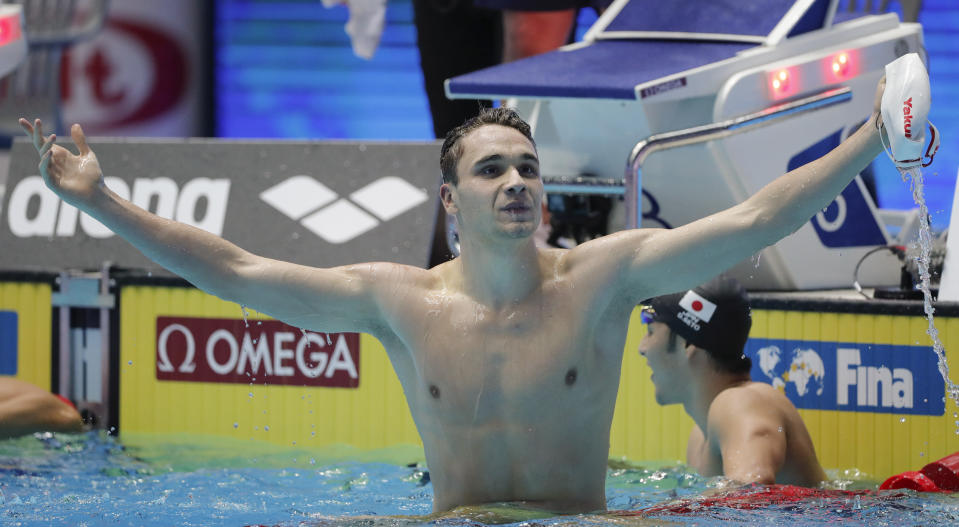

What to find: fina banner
left=745, top=338, right=944, bottom=416
left=0, top=139, right=441, bottom=273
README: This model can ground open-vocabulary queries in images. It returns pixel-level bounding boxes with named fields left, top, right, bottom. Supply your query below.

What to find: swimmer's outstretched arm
left=576, top=80, right=887, bottom=302
left=17, top=119, right=400, bottom=335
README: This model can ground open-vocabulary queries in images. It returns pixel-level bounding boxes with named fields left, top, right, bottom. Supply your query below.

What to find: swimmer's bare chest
left=386, top=280, right=626, bottom=420
left=376, top=279, right=629, bottom=508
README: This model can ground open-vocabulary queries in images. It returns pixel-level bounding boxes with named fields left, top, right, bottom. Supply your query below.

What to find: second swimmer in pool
left=639, top=275, right=827, bottom=487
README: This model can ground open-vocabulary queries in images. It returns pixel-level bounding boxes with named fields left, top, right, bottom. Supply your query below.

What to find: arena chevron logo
left=259, top=176, right=429, bottom=244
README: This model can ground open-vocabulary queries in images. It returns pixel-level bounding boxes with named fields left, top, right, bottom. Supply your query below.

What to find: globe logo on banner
left=745, top=338, right=944, bottom=416
left=788, top=129, right=887, bottom=248
left=756, top=345, right=825, bottom=397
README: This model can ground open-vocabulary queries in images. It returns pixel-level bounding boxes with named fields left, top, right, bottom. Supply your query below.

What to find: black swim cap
left=646, top=275, right=752, bottom=362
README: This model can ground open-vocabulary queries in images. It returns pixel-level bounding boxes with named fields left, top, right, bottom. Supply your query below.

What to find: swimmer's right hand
left=18, top=118, right=104, bottom=207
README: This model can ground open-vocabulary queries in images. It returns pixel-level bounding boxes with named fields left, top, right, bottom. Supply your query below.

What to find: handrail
left=543, top=175, right=626, bottom=196
left=624, top=86, right=852, bottom=228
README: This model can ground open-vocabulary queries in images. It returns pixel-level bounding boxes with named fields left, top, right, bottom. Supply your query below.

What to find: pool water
left=1, top=433, right=957, bottom=527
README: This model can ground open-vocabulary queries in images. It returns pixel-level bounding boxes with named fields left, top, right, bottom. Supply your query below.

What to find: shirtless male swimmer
left=640, top=275, right=828, bottom=487
left=18, top=78, right=887, bottom=514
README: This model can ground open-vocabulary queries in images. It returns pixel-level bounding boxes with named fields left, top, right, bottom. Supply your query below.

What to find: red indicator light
left=826, top=50, right=858, bottom=82
left=0, top=14, right=21, bottom=46
left=832, top=53, right=849, bottom=75
left=768, top=68, right=798, bottom=99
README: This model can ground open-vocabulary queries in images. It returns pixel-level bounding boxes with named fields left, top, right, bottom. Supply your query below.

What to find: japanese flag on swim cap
left=646, top=275, right=751, bottom=358
left=678, top=290, right=717, bottom=322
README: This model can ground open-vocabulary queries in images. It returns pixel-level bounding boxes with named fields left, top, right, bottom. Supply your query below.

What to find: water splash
left=240, top=306, right=250, bottom=328
left=898, top=165, right=959, bottom=412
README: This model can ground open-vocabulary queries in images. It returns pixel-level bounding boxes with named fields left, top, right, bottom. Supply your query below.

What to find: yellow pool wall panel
left=119, top=283, right=959, bottom=479
left=0, top=280, right=52, bottom=389
left=118, top=285, right=420, bottom=452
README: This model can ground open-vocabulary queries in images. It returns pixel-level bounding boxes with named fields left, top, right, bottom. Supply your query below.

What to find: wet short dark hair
left=440, top=107, right=536, bottom=185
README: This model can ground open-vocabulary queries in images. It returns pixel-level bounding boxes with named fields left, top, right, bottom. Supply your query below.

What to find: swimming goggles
left=640, top=306, right=656, bottom=325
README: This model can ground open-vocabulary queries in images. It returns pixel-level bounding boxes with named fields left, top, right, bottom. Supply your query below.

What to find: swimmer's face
left=441, top=124, right=543, bottom=240
left=638, top=321, right=688, bottom=405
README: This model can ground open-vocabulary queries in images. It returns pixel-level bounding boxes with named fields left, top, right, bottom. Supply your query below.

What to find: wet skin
left=20, top=97, right=884, bottom=512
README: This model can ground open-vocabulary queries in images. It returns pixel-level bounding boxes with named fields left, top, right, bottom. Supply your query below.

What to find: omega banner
left=0, top=139, right=441, bottom=273
left=156, top=316, right=360, bottom=388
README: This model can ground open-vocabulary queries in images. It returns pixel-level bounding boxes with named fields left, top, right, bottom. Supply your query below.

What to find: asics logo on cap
left=678, top=290, right=717, bottom=323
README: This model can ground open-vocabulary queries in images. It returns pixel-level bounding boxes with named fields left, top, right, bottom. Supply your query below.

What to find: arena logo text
left=6, top=176, right=230, bottom=238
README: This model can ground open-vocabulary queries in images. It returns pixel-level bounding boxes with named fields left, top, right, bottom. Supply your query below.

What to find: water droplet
left=900, top=417, right=906, bottom=423
left=310, top=458, right=316, bottom=465
left=264, top=425, right=270, bottom=431
left=248, top=392, right=254, bottom=398
left=127, top=360, right=133, bottom=365
left=233, top=422, right=239, bottom=429
left=291, top=441, right=296, bottom=446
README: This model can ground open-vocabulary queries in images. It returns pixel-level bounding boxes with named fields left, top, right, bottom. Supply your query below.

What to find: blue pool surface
left=1, top=433, right=958, bottom=526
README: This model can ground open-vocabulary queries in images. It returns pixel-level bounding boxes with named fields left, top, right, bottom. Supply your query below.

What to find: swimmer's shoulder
left=332, top=261, right=441, bottom=301
left=741, top=381, right=798, bottom=411
left=709, top=382, right=784, bottom=422
left=709, top=382, right=798, bottom=436
left=403, top=258, right=468, bottom=296
left=561, top=229, right=661, bottom=279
